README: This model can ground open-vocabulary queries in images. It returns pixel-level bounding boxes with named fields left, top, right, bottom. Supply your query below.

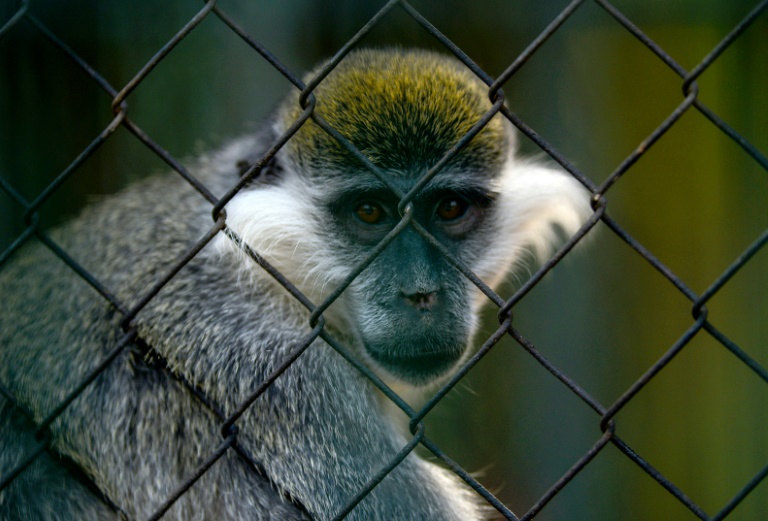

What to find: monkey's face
left=322, top=173, right=499, bottom=386
left=273, top=48, right=511, bottom=387
left=234, top=49, right=589, bottom=386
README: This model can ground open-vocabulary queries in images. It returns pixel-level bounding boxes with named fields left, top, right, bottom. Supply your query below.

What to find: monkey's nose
left=401, top=291, right=438, bottom=312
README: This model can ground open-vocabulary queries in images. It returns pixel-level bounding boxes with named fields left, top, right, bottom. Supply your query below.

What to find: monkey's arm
left=0, top=213, right=311, bottom=520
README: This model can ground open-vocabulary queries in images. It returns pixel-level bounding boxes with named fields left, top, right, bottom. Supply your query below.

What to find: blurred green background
left=1, top=1, right=766, bottom=519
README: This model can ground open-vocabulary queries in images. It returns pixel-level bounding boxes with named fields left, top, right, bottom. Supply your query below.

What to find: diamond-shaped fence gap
left=325, top=1, right=446, bottom=52
left=44, top=123, right=180, bottom=212
left=426, top=3, right=589, bottom=163
left=606, top=111, right=763, bottom=290
left=552, top=27, right=692, bottom=179
left=676, top=126, right=768, bottom=258
left=615, top=332, right=768, bottom=518
left=282, top=0, right=544, bottom=65
left=717, top=255, right=768, bottom=367
left=703, top=259, right=768, bottom=370
left=411, top=0, right=586, bottom=63
left=598, top=444, right=707, bottom=521
left=510, top=229, right=694, bottom=405
left=505, top=360, right=605, bottom=492
left=736, top=37, right=768, bottom=154
left=606, top=0, right=767, bottom=68
left=0, top=25, right=117, bottom=237
left=283, top=0, right=401, bottom=62
left=23, top=118, right=209, bottom=245
left=684, top=33, right=768, bottom=145
left=209, top=0, right=312, bottom=61
left=502, top=254, right=599, bottom=378
left=92, top=2, right=213, bottom=86
left=107, top=13, right=286, bottom=159
left=407, top=338, right=519, bottom=489
left=425, top=329, right=606, bottom=517
left=519, top=444, right=619, bottom=521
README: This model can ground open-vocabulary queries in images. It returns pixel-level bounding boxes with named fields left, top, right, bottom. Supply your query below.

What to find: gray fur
left=0, top=141, right=482, bottom=519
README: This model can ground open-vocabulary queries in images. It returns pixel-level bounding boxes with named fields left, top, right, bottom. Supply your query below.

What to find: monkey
left=0, top=48, right=591, bottom=520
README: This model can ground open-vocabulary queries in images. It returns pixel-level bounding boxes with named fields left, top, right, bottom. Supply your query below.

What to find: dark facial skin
left=324, top=173, right=498, bottom=385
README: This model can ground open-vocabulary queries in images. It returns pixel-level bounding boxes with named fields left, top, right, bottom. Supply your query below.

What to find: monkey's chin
left=365, top=346, right=466, bottom=387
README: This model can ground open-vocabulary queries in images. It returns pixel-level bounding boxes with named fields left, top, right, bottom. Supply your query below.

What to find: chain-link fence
left=1, top=1, right=766, bottom=519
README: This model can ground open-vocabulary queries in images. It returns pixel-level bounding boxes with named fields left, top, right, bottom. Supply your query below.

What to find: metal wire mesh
left=1, top=1, right=766, bottom=519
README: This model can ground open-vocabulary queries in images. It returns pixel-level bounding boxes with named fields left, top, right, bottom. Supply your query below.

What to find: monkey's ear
left=235, top=120, right=284, bottom=185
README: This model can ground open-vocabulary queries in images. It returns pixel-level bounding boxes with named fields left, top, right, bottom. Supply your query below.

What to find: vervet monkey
left=0, top=49, right=590, bottom=520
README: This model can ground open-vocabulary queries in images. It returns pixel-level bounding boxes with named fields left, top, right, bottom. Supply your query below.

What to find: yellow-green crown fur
left=279, top=49, right=510, bottom=178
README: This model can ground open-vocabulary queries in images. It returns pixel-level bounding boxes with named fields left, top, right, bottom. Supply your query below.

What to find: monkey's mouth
left=367, top=346, right=464, bottom=385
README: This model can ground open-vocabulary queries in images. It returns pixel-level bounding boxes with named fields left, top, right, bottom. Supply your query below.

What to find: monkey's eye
left=355, top=201, right=385, bottom=224
left=435, top=196, right=469, bottom=221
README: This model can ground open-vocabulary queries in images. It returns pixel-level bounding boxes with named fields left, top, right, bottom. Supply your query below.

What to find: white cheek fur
left=473, top=157, right=592, bottom=290
left=212, top=177, right=351, bottom=305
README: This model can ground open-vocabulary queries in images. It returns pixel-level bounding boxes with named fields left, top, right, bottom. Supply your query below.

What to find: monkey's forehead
left=278, top=49, right=509, bottom=178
